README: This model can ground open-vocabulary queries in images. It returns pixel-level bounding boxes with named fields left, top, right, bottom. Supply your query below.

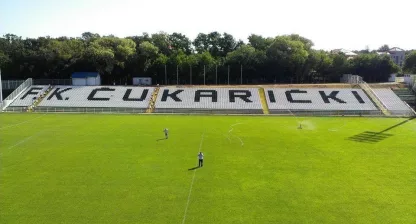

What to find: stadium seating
left=35, top=86, right=154, bottom=110
left=9, top=85, right=49, bottom=107
left=4, top=85, right=415, bottom=116
left=372, top=88, right=414, bottom=115
left=153, top=87, right=263, bottom=114
left=264, top=88, right=380, bottom=115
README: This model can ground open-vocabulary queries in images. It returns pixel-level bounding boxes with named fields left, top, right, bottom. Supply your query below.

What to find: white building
left=389, top=47, right=405, bottom=67
left=71, top=72, right=101, bottom=86
left=377, top=47, right=405, bottom=67
left=331, top=49, right=358, bottom=60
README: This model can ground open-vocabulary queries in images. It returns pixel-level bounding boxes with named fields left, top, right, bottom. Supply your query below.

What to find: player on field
left=164, top=128, right=169, bottom=139
left=198, top=152, right=204, bottom=167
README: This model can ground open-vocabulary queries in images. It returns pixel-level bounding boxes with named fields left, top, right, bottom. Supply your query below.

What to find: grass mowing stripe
left=0, top=130, right=48, bottom=156
left=0, top=114, right=45, bottom=130
left=0, top=121, right=75, bottom=157
left=181, top=133, right=204, bottom=224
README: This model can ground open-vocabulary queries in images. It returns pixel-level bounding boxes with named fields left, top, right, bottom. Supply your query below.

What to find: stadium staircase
left=27, top=85, right=53, bottom=112
left=258, top=88, right=270, bottom=114
left=146, top=87, right=160, bottom=113
left=392, top=88, right=416, bottom=110
left=359, top=82, right=390, bottom=116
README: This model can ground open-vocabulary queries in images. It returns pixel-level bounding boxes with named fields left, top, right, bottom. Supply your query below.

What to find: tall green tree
left=378, top=44, right=390, bottom=52
left=81, top=32, right=100, bottom=43
left=1, top=31, right=404, bottom=85
left=169, top=33, right=192, bottom=54
left=226, top=45, right=264, bottom=68
left=193, top=32, right=237, bottom=57
left=40, top=39, right=85, bottom=77
left=151, top=32, right=171, bottom=55
left=286, top=34, right=314, bottom=50
left=0, top=50, right=10, bottom=68
left=85, top=37, right=135, bottom=79
left=403, top=51, right=416, bottom=74
left=266, top=36, right=309, bottom=83
left=349, top=53, right=398, bottom=82
left=312, top=50, right=333, bottom=82
left=248, top=34, right=273, bottom=51
left=137, top=41, right=159, bottom=73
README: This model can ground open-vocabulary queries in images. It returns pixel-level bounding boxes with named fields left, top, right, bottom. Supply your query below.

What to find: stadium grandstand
left=1, top=75, right=415, bottom=117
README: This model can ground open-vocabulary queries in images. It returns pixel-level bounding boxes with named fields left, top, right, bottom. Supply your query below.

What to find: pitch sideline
left=181, top=133, right=205, bottom=224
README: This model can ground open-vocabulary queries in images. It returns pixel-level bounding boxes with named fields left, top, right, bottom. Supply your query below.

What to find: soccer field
left=0, top=113, right=415, bottom=223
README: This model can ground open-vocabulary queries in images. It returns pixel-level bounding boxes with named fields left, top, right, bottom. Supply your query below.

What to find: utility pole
left=240, top=64, right=243, bottom=84
left=203, top=65, right=206, bottom=85
left=164, top=64, right=167, bottom=85
left=228, top=65, right=230, bottom=85
left=215, top=65, right=218, bottom=85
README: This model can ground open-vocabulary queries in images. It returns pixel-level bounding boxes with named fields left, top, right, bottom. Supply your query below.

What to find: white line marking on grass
left=226, top=123, right=244, bottom=146
left=0, top=122, right=76, bottom=157
left=234, top=135, right=244, bottom=146
left=328, top=120, right=347, bottom=132
left=181, top=133, right=204, bottom=224
left=0, top=114, right=45, bottom=130
left=0, top=130, right=47, bottom=156
left=223, top=134, right=231, bottom=142
left=228, top=122, right=243, bottom=134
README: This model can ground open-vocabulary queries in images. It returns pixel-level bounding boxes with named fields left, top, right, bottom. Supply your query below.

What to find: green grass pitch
left=1, top=113, right=415, bottom=223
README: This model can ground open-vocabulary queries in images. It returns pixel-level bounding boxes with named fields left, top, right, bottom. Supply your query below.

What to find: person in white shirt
left=198, top=152, right=204, bottom=167
left=164, top=128, right=169, bottom=139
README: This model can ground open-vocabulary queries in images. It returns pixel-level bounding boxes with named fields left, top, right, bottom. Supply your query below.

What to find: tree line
left=0, top=32, right=414, bottom=85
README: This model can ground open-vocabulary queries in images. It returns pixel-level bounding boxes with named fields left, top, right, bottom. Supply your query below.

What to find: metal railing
left=3, top=107, right=28, bottom=112
left=33, top=107, right=147, bottom=113
left=33, top=79, right=72, bottom=85
left=4, top=106, right=414, bottom=117
left=153, top=108, right=264, bottom=114
left=26, top=107, right=382, bottom=116
left=269, top=109, right=384, bottom=116
left=1, top=78, right=32, bottom=111
left=2, top=80, right=25, bottom=90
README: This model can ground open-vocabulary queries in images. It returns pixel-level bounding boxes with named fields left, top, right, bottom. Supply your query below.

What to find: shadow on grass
left=347, top=131, right=393, bottom=143
left=347, top=117, right=415, bottom=143
left=156, top=138, right=167, bottom=141
left=188, top=166, right=200, bottom=171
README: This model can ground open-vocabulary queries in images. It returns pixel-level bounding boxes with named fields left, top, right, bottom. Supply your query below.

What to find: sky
left=0, top=0, right=415, bottom=51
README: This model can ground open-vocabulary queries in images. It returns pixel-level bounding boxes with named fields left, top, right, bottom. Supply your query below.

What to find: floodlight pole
left=203, top=65, right=206, bottom=85
left=240, top=64, right=243, bottom=84
left=164, top=64, right=167, bottom=85
left=215, top=65, right=218, bottom=85
left=228, top=65, right=230, bottom=85
left=176, top=65, right=179, bottom=85
left=190, top=65, right=192, bottom=85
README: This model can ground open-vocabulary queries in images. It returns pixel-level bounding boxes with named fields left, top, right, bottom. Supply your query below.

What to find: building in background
left=331, top=49, right=358, bottom=60
left=377, top=47, right=405, bottom=67
left=132, top=77, right=152, bottom=86
left=71, top=72, right=101, bottom=86
left=388, top=47, right=405, bottom=67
